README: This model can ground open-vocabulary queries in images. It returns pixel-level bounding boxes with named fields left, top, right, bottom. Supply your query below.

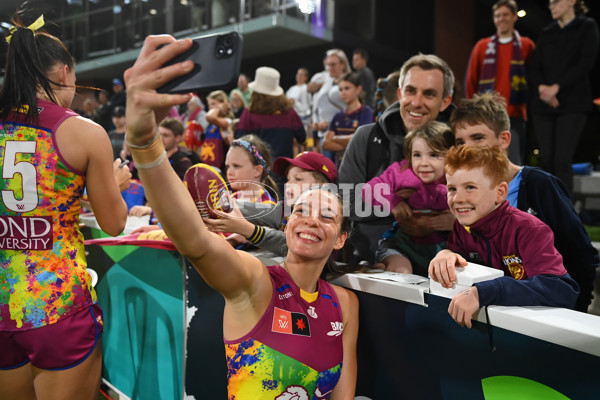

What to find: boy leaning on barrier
left=448, top=93, right=598, bottom=312
left=429, top=145, right=579, bottom=328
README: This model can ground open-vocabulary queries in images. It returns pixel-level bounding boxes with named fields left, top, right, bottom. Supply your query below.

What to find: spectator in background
left=108, top=106, right=127, bottom=160
left=109, top=78, right=127, bottom=114
left=235, top=67, right=306, bottom=160
left=307, top=56, right=329, bottom=152
left=352, top=48, right=376, bottom=109
left=312, top=49, right=351, bottom=157
left=530, top=0, right=599, bottom=196
left=181, top=94, right=209, bottom=131
left=235, top=67, right=306, bottom=195
left=322, top=72, right=374, bottom=164
left=465, top=0, right=535, bottom=164
left=81, top=97, right=97, bottom=119
left=92, top=89, right=112, bottom=131
left=200, top=90, right=233, bottom=171
left=231, top=72, right=252, bottom=106
left=229, top=88, right=247, bottom=118
left=160, top=118, right=196, bottom=180
left=286, top=67, right=313, bottom=150
left=374, top=70, right=400, bottom=121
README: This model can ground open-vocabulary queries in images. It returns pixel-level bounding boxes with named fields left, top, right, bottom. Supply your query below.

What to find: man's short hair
left=160, top=118, right=185, bottom=137
left=493, top=0, right=518, bottom=14
left=353, top=48, right=369, bottom=61
left=398, top=54, right=455, bottom=98
left=449, top=92, right=510, bottom=137
left=445, top=145, right=509, bottom=187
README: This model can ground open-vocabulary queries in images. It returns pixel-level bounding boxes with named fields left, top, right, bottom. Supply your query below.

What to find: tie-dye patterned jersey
left=0, top=99, right=96, bottom=331
left=225, top=265, right=344, bottom=399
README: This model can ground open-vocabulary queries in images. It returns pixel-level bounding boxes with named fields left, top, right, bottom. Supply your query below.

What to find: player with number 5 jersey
left=0, top=10, right=129, bottom=400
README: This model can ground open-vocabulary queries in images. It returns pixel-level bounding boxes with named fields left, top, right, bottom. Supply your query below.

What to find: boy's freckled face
left=446, top=167, right=504, bottom=226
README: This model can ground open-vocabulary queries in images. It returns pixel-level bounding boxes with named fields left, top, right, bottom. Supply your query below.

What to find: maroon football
left=184, top=163, right=232, bottom=219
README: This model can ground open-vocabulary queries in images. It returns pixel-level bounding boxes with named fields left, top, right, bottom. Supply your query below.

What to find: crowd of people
left=1, top=0, right=599, bottom=399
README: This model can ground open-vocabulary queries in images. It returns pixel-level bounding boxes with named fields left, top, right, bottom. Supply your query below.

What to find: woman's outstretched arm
left=124, top=35, right=269, bottom=302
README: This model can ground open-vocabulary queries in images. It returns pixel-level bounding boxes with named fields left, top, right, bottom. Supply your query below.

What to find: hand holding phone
left=157, top=32, right=243, bottom=94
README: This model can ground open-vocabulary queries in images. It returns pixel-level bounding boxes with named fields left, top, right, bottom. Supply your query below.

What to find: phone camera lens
left=224, top=35, right=234, bottom=47
left=217, top=46, right=225, bottom=55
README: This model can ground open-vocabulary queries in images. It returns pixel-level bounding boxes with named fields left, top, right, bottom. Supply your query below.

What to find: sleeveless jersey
left=0, top=99, right=95, bottom=331
left=225, top=265, right=344, bottom=399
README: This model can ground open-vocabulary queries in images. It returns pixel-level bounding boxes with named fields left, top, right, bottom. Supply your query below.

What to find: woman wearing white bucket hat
left=235, top=67, right=307, bottom=195
left=248, top=67, right=285, bottom=96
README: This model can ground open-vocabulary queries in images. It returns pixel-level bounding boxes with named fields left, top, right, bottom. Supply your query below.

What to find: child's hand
left=317, top=121, right=329, bottom=131
left=421, top=210, right=455, bottom=231
left=428, top=249, right=468, bottom=288
left=203, top=198, right=255, bottom=237
left=395, top=188, right=416, bottom=199
left=129, top=205, right=153, bottom=217
left=448, top=286, right=480, bottom=329
left=226, top=233, right=248, bottom=247
left=131, top=225, right=161, bottom=234
left=392, top=201, right=413, bottom=221
left=113, top=159, right=132, bottom=192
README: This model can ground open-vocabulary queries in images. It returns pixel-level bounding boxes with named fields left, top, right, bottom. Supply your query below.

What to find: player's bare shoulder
left=331, top=283, right=359, bottom=320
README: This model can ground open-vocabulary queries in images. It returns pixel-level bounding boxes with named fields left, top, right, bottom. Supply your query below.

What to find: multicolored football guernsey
left=225, top=265, right=344, bottom=399
left=0, top=99, right=96, bottom=331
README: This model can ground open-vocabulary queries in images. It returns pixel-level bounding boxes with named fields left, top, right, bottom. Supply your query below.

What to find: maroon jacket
left=447, top=201, right=579, bottom=308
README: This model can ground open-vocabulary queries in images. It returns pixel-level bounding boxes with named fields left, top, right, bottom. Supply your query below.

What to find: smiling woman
left=123, top=34, right=358, bottom=400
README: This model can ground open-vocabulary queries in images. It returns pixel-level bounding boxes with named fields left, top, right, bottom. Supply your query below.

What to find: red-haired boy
left=429, top=145, right=579, bottom=328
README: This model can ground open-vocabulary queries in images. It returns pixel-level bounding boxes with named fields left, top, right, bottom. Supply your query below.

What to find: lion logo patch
left=503, top=255, right=525, bottom=280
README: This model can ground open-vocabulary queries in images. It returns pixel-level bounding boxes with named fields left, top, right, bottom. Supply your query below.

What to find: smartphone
left=157, top=32, right=243, bottom=94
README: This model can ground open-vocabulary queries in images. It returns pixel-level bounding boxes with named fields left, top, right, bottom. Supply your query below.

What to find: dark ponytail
left=0, top=14, right=74, bottom=122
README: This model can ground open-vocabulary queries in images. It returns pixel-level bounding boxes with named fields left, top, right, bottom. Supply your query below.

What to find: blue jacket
left=517, top=166, right=598, bottom=311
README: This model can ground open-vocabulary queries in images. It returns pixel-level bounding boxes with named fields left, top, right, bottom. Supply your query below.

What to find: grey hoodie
left=338, top=101, right=407, bottom=262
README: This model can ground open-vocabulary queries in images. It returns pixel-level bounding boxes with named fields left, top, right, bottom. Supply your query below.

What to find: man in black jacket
left=450, top=93, right=598, bottom=312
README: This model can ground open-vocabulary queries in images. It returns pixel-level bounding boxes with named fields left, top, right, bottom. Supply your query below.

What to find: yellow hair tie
left=5, top=15, right=45, bottom=44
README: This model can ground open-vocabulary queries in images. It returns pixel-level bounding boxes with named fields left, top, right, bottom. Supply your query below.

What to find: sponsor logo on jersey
left=307, top=306, right=317, bottom=319
left=276, top=284, right=293, bottom=300
left=275, top=385, right=309, bottom=400
left=327, top=321, right=343, bottom=336
left=314, top=386, right=333, bottom=399
left=0, top=216, right=53, bottom=250
left=272, top=307, right=310, bottom=337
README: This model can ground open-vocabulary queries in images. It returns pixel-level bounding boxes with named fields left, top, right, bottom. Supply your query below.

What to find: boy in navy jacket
left=448, top=93, right=598, bottom=312
left=429, top=146, right=579, bottom=328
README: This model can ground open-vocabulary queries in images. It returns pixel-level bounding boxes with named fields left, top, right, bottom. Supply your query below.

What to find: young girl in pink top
left=362, top=121, right=454, bottom=275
